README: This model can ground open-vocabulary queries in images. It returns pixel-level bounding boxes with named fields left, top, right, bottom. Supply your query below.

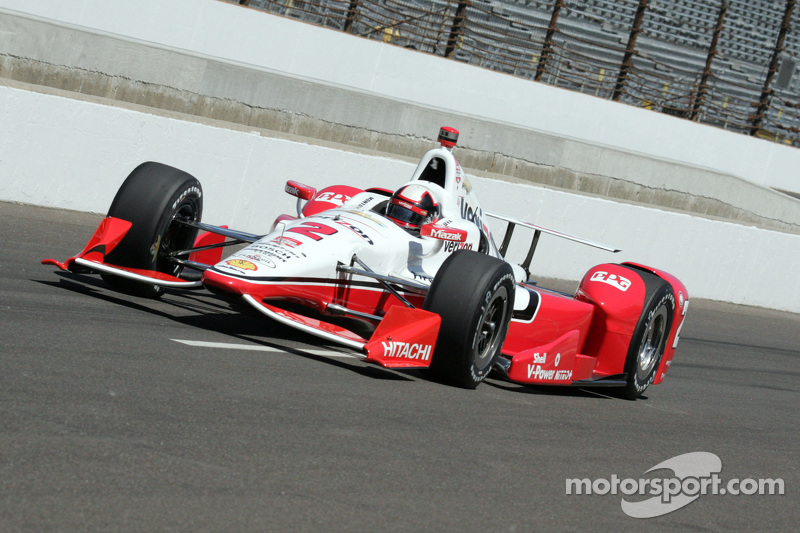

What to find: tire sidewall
left=149, top=184, right=203, bottom=274
left=102, top=162, right=202, bottom=297
left=425, top=250, right=515, bottom=388
left=467, top=274, right=513, bottom=380
left=623, top=277, right=675, bottom=398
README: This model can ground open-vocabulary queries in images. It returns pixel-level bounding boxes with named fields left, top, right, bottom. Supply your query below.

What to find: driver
left=385, top=182, right=442, bottom=233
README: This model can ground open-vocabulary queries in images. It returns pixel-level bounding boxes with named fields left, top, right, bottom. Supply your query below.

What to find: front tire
left=622, top=272, right=675, bottom=400
left=424, top=251, right=515, bottom=389
left=102, top=162, right=203, bottom=298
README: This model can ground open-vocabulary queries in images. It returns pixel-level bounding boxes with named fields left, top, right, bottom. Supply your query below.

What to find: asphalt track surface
left=1, top=201, right=797, bottom=532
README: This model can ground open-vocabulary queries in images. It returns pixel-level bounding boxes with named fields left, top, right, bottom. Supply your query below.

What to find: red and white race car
left=43, top=127, right=688, bottom=398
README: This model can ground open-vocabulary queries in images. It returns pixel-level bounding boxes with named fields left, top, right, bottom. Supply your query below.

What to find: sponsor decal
left=172, top=186, right=201, bottom=210
left=314, top=191, right=351, bottom=206
left=249, top=242, right=300, bottom=262
left=443, top=241, right=473, bottom=252
left=287, top=222, right=338, bottom=241
left=270, top=236, right=303, bottom=248
left=332, top=219, right=374, bottom=244
left=381, top=341, right=432, bottom=361
left=590, top=270, right=632, bottom=291
left=533, top=352, right=546, bottom=364
left=285, top=181, right=315, bottom=200
left=526, top=364, right=572, bottom=381
left=225, top=259, right=257, bottom=271
left=424, top=226, right=467, bottom=242
left=459, top=200, right=484, bottom=230
left=149, top=236, right=161, bottom=259
left=239, top=253, right=276, bottom=269
left=355, top=196, right=374, bottom=210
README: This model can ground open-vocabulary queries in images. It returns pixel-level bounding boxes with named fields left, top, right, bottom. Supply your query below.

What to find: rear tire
left=102, top=162, right=203, bottom=298
left=424, top=251, right=515, bottom=389
left=621, top=271, right=675, bottom=400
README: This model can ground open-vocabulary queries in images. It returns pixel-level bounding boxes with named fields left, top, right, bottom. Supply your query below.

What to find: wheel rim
left=636, top=304, right=669, bottom=382
left=473, top=288, right=509, bottom=370
left=157, top=200, right=200, bottom=276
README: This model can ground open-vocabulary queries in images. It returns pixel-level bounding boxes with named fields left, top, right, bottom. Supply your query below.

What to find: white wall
left=1, top=0, right=800, bottom=194
left=1, top=85, right=798, bottom=312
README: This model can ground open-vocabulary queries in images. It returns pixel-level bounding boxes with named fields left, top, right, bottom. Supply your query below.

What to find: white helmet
left=385, top=182, right=442, bottom=231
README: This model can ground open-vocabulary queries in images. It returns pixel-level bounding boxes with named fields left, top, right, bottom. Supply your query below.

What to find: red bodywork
left=500, top=263, right=688, bottom=386
left=44, top=192, right=688, bottom=388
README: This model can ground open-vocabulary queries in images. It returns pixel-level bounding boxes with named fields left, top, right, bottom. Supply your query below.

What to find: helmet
left=386, top=183, right=441, bottom=231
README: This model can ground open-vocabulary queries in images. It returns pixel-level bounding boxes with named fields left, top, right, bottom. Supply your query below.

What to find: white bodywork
left=212, top=144, right=527, bottom=288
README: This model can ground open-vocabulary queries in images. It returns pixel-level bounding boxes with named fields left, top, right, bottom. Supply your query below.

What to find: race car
left=43, top=127, right=689, bottom=398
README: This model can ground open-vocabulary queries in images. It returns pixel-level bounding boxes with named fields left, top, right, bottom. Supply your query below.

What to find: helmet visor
left=386, top=201, right=427, bottom=227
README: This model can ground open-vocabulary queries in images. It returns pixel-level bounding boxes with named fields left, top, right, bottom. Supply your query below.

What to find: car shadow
left=483, top=372, right=640, bottom=400
left=483, top=378, right=613, bottom=399
left=34, top=273, right=640, bottom=396
left=34, top=273, right=414, bottom=383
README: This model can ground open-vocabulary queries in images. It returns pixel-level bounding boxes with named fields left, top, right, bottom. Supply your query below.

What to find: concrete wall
left=0, top=0, right=798, bottom=194
left=2, top=83, right=798, bottom=313
left=1, top=0, right=800, bottom=237
left=1, top=0, right=798, bottom=311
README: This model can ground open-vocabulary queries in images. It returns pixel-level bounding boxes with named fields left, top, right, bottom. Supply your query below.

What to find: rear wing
left=486, top=211, right=621, bottom=273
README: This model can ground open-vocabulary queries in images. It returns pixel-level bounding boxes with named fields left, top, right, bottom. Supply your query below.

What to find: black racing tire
left=424, top=250, right=516, bottom=389
left=621, top=269, right=675, bottom=400
left=101, top=162, right=203, bottom=298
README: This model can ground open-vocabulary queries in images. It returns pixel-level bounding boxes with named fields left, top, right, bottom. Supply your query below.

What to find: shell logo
left=225, top=259, right=258, bottom=271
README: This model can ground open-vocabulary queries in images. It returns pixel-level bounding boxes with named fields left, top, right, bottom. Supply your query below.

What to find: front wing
left=43, top=216, right=441, bottom=370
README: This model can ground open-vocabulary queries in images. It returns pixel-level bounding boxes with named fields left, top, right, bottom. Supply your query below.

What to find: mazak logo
left=566, top=452, right=785, bottom=519
left=590, top=271, right=632, bottom=291
left=381, top=341, right=432, bottom=361
left=431, top=228, right=464, bottom=241
left=424, top=226, right=467, bottom=242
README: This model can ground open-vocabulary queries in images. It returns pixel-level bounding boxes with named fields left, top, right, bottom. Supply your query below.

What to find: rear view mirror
left=285, top=180, right=316, bottom=200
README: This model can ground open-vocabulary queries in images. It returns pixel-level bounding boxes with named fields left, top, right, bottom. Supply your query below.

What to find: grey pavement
left=0, top=201, right=797, bottom=531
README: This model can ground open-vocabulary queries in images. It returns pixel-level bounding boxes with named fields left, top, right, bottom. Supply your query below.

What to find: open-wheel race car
left=43, top=127, right=688, bottom=398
